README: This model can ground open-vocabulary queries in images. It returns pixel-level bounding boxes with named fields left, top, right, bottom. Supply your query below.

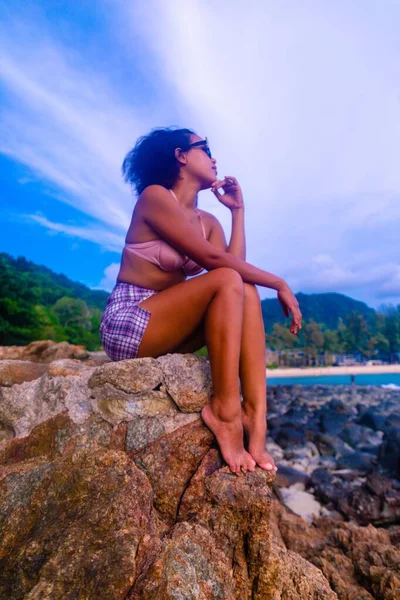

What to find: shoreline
left=266, top=364, right=400, bottom=378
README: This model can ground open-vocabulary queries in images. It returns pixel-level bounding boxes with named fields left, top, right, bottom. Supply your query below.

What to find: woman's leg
left=239, top=284, right=277, bottom=471
left=137, top=268, right=255, bottom=474
left=167, top=282, right=277, bottom=472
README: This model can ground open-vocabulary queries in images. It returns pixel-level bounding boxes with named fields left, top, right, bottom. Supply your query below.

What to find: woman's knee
left=243, top=282, right=260, bottom=303
left=211, top=268, right=243, bottom=294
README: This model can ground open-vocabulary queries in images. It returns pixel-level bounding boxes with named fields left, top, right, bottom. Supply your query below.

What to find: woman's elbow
left=203, top=249, right=229, bottom=270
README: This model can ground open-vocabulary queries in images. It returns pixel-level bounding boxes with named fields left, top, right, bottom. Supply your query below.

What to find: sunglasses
left=184, top=137, right=212, bottom=159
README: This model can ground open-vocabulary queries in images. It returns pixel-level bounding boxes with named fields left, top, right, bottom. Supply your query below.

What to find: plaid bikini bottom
left=100, top=282, right=157, bottom=361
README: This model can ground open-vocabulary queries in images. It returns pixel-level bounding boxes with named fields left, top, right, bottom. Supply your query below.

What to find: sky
left=0, top=0, right=399, bottom=309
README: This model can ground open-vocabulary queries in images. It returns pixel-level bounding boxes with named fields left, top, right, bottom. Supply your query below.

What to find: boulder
left=0, top=446, right=161, bottom=599
left=0, top=360, right=49, bottom=386
left=278, top=487, right=323, bottom=522
left=379, top=426, right=400, bottom=478
left=157, top=353, right=213, bottom=412
left=0, top=340, right=89, bottom=362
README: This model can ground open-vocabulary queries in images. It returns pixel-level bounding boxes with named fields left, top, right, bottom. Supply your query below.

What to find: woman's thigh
left=137, top=268, right=242, bottom=358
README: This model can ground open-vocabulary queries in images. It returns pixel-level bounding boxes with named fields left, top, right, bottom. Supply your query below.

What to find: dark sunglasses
left=184, top=137, right=212, bottom=159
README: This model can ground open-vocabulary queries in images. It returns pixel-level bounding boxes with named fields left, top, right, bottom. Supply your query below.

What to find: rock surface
left=0, top=360, right=49, bottom=386
left=0, top=340, right=90, bottom=362
left=0, top=349, right=398, bottom=599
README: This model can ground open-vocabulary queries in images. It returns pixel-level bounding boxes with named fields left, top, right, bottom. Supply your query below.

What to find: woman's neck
left=170, top=180, right=200, bottom=210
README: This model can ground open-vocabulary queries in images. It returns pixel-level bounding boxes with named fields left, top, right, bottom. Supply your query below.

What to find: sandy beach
left=266, top=364, right=400, bottom=378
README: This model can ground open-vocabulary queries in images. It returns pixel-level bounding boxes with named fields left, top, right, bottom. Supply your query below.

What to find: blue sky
left=1, top=0, right=399, bottom=308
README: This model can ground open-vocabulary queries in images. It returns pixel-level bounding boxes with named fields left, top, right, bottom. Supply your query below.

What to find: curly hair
left=122, top=127, right=196, bottom=195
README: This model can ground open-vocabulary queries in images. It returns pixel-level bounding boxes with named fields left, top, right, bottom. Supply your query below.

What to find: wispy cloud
left=0, top=9, right=162, bottom=245
left=28, top=215, right=124, bottom=253
left=1, top=1, right=400, bottom=306
left=127, top=0, right=400, bottom=305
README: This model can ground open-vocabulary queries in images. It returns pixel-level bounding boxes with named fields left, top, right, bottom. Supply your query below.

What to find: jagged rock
left=336, top=451, right=377, bottom=473
left=274, top=464, right=311, bottom=488
left=267, top=544, right=339, bottom=600
left=88, top=357, right=163, bottom=394
left=0, top=340, right=89, bottom=362
left=0, top=446, right=162, bottom=599
left=90, top=383, right=176, bottom=426
left=179, top=450, right=276, bottom=598
left=157, top=353, right=213, bottom=412
left=125, top=410, right=198, bottom=453
left=46, top=358, right=93, bottom=378
left=0, top=360, right=49, bottom=386
left=0, top=370, right=93, bottom=438
left=272, top=500, right=400, bottom=600
left=130, top=522, right=235, bottom=600
left=131, top=419, right=214, bottom=523
left=0, top=413, right=127, bottom=466
left=339, top=423, right=383, bottom=455
left=379, top=426, right=400, bottom=478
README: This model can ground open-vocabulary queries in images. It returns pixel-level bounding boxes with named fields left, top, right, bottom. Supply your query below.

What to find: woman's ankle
left=209, top=398, right=242, bottom=423
left=241, top=402, right=266, bottom=420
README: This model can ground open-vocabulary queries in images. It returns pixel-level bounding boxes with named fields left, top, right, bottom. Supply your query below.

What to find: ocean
left=267, top=372, right=400, bottom=387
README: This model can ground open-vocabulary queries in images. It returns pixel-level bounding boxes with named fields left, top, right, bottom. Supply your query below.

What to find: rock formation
left=0, top=344, right=398, bottom=599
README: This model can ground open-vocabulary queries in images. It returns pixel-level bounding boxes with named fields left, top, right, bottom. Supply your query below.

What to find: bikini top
left=124, top=189, right=206, bottom=276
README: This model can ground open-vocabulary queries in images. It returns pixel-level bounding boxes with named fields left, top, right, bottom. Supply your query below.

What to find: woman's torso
left=117, top=192, right=210, bottom=290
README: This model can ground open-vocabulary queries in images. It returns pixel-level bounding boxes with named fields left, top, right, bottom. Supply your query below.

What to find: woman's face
left=183, top=135, right=218, bottom=188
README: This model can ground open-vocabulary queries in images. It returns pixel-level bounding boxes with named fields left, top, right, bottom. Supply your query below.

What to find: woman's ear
left=174, top=147, right=188, bottom=165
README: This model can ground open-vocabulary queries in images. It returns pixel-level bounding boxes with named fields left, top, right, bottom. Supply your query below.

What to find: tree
left=51, top=297, right=91, bottom=328
left=301, top=320, right=324, bottom=365
left=342, top=311, right=369, bottom=355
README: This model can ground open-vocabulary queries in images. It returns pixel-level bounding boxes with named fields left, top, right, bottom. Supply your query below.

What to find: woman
left=100, top=127, right=302, bottom=475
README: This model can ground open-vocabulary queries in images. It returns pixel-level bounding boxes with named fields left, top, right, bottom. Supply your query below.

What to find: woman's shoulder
left=197, top=208, right=220, bottom=228
left=139, top=185, right=170, bottom=201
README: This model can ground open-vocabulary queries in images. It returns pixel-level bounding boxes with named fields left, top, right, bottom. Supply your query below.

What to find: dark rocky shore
left=267, top=384, right=400, bottom=528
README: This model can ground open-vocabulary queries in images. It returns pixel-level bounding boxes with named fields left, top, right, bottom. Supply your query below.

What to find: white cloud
left=1, top=1, right=400, bottom=307
left=283, top=253, right=400, bottom=301
left=99, top=263, right=120, bottom=291
left=129, top=0, right=400, bottom=305
left=28, top=215, right=124, bottom=253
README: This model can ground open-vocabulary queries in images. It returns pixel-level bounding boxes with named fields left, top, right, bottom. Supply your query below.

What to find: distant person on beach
left=100, top=127, right=302, bottom=474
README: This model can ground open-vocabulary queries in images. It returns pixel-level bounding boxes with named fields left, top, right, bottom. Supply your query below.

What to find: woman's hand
left=211, top=176, right=244, bottom=210
left=277, top=285, right=302, bottom=335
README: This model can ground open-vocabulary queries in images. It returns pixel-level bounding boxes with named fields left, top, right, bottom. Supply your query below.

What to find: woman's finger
left=211, top=179, right=227, bottom=200
left=224, top=175, right=237, bottom=186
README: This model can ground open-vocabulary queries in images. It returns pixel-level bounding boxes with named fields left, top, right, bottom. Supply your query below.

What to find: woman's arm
left=139, top=185, right=302, bottom=333
left=211, top=175, right=245, bottom=259
left=227, top=207, right=245, bottom=259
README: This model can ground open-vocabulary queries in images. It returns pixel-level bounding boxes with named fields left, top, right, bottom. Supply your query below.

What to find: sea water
left=267, top=372, right=400, bottom=387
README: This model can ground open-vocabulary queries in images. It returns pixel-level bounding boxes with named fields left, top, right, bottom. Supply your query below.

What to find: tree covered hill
left=2, top=251, right=396, bottom=359
left=0, top=253, right=108, bottom=348
left=261, top=291, right=376, bottom=333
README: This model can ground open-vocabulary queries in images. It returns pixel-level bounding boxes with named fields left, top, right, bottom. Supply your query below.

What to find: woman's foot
left=201, top=404, right=256, bottom=475
left=241, top=406, right=278, bottom=472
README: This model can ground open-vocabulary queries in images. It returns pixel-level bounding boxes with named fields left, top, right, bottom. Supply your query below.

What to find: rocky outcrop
left=0, top=340, right=90, bottom=362
left=0, top=351, right=398, bottom=599
left=272, top=500, right=400, bottom=600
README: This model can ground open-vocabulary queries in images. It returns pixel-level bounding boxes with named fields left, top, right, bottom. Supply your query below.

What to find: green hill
left=261, top=291, right=376, bottom=333
left=1, top=252, right=390, bottom=357
left=0, top=253, right=109, bottom=348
